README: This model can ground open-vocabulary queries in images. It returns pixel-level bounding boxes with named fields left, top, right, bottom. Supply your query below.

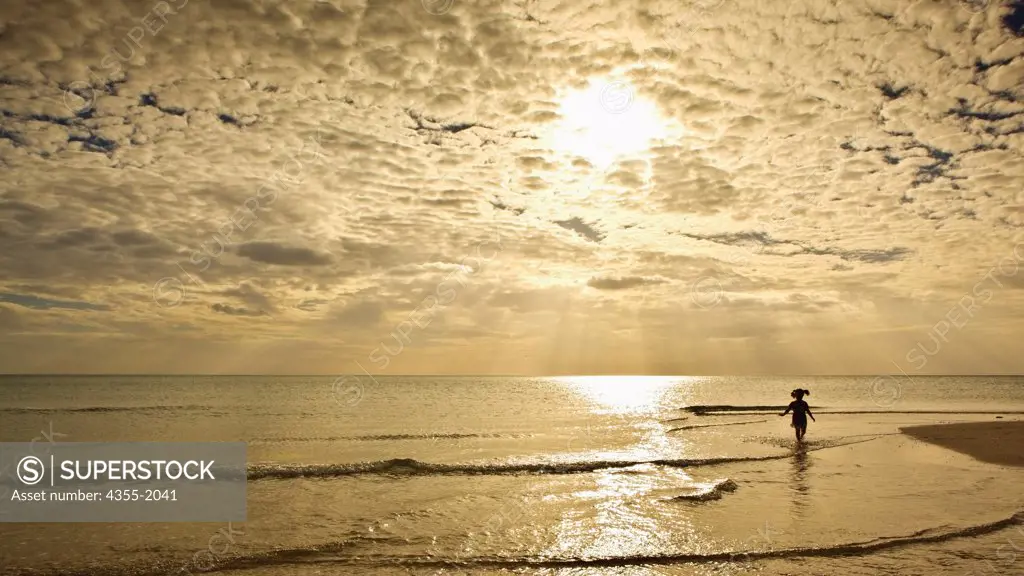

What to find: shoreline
left=901, top=421, right=1024, bottom=468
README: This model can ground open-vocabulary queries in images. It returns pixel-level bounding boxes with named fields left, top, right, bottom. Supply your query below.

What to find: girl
left=780, top=388, right=815, bottom=442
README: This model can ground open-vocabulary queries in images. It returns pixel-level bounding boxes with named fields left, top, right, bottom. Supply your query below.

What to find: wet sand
left=901, top=421, right=1024, bottom=468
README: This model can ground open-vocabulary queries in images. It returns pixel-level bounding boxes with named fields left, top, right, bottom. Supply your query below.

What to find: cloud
left=328, top=299, right=385, bottom=327
left=236, top=242, right=333, bottom=266
left=0, top=0, right=1022, bottom=374
left=677, top=231, right=912, bottom=264
left=220, top=281, right=275, bottom=314
left=554, top=217, right=606, bottom=243
left=0, top=303, right=24, bottom=329
left=296, top=298, right=329, bottom=312
left=812, top=247, right=913, bottom=264
left=211, top=303, right=265, bottom=317
left=111, top=229, right=160, bottom=246
left=0, top=292, right=111, bottom=311
left=587, top=275, right=666, bottom=290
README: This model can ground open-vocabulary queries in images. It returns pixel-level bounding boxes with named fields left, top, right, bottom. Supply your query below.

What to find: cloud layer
left=0, top=0, right=1022, bottom=374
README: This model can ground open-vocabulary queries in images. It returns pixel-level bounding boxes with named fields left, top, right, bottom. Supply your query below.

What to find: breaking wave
left=247, top=455, right=787, bottom=480
left=247, top=439, right=877, bottom=480
left=30, top=512, right=1022, bottom=576
left=668, top=419, right=768, bottom=432
left=668, top=478, right=739, bottom=502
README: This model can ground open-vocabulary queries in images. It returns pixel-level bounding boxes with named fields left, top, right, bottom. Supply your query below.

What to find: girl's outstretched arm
left=807, top=406, right=816, bottom=422
left=780, top=403, right=791, bottom=417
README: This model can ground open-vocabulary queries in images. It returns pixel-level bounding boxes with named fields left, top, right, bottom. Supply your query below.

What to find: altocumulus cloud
left=587, top=276, right=667, bottom=290
left=0, top=293, right=111, bottom=312
left=236, top=242, right=333, bottom=266
left=0, top=0, right=1020, bottom=374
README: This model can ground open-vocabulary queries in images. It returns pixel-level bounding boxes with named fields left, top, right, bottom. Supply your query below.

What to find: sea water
left=1, top=375, right=1022, bottom=575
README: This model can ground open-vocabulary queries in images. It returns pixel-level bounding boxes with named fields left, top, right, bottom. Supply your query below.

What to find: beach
left=902, top=421, right=1024, bottom=468
left=1, top=375, right=1024, bottom=576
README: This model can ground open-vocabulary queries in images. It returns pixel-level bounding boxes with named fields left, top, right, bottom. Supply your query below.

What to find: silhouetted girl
left=780, top=388, right=815, bottom=442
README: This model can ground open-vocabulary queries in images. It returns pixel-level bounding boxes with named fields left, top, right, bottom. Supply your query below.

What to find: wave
left=247, top=455, right=787, bottom=480
left=668, top=478, right=738, bottom=502
left=247, top=439, right=875, bottom=480
left=668, top=419, right=768, bottom=432
left=36, top=511, right=1021, bottom=576
left=268, top=512, right=1024, bottom=569
left=251, top=432, right=525, bottom=444
left=0, top=404, right=215, bottom=414
left=684, top=405, right=786, bottom=414
left=683, top=405, right=1024, bottom=416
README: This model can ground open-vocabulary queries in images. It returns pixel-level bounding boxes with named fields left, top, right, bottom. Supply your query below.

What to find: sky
left=0, top=0, right=1022, bottom=375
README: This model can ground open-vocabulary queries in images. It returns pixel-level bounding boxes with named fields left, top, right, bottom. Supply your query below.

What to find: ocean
left=1, top=375, right=1023, bottom=575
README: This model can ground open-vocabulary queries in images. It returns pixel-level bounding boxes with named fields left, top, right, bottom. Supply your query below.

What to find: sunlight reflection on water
left=557, top=375, right=691, bottom=414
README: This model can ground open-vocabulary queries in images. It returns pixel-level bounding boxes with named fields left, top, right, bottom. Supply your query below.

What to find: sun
left=549, top=78, right=672, bottom=168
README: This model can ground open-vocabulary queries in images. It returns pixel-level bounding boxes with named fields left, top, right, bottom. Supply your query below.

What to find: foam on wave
left=246, top=455, right=787, bottom=480
left=35, top=511, right=1021, bottom=576
left=246, top=439, right=878, bottom=480
left=668, top=478, right=739, bottom=502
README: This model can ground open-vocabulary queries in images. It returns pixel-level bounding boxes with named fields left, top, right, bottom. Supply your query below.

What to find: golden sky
left=0, top=0, right=1022, bottom=374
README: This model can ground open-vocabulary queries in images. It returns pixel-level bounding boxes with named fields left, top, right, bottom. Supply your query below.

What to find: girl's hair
left=791, top=388, right=810, bottom=398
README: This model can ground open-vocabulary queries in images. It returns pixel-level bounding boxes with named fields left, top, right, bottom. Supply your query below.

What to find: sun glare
left=550, top=79, right=672, bottom=168
left=560, top=375, right=677, bottom=413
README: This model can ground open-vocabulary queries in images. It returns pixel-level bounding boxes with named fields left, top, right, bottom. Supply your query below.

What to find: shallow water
left=1, top=375, right=1022, bottom=575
